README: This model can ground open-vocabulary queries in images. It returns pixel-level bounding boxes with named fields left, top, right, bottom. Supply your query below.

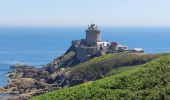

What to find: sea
left=0, top=27, right=170, bottom=88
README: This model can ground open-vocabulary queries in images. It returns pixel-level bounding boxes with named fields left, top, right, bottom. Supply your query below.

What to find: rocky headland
left=0, top=24, right=152, bottom=100
left=0, top=45, right=158, bottom=100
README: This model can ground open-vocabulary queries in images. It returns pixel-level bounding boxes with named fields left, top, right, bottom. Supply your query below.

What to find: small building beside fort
left=72, top=24, right=143, bottom=62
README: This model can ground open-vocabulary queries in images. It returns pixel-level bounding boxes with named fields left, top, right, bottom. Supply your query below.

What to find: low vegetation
left=67, top=53, right=157, bottom=86
left=30, top=53, right=170, bottom=100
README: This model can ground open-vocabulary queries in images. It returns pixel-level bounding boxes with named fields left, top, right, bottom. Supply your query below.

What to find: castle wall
left=76, top=46, right=99, bottom=62
left=76, top=47, right=89, bottom=62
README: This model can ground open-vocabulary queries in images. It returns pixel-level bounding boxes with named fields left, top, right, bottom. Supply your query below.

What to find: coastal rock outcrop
left=45, top=46, right=77, bottom=70
left=4, top=47, right=76, bottom=99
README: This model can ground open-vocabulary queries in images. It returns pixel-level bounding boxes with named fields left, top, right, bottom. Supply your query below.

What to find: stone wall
left=76, top=46, right=99, bottom=62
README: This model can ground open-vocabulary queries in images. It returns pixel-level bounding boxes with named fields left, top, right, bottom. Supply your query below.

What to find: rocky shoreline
left=0, top=47, right=77, bottom=100
left=1, top=64, right=68, bottom=100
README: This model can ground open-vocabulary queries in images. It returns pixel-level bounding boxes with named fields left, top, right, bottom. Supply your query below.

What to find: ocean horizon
left=0, top=27, right=170, bottom=87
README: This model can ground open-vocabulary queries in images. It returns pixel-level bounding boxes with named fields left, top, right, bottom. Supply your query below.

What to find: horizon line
left=0, top=25, right=170, bottom=28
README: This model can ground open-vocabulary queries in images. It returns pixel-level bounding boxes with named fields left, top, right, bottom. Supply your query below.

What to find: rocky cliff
left=3, top=46, right=159, bottom=100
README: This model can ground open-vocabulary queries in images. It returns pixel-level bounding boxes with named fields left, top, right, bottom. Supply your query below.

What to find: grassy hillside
left=31, top=54, right=170, bottom=100
left=67, top=53, right=156, bottom=86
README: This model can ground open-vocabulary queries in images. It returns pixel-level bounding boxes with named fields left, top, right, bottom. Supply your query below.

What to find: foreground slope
left=67, top=53, right=156, bottom=86
left=31, top=54, right=170, bottom=100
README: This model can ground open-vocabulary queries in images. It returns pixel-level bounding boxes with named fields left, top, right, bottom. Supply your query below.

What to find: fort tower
left=85, top=24, right=101, bottom=46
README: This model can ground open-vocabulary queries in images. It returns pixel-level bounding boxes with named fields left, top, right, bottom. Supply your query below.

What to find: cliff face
left=45, top=46, right=79, bottom=71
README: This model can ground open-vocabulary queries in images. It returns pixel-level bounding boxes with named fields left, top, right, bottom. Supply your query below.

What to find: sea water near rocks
left=0, top=27, right=170, bottom=88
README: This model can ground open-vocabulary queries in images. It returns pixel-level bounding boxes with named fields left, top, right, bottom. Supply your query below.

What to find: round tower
left=85, top=24, right=101, bottom=46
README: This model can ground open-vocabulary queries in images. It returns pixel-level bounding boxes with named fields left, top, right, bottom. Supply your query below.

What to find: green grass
left=31, top=54, right=170, bottom=100
left=68, top=53, right=156, bottom=85
left=106, top=65, right=138, bottom=77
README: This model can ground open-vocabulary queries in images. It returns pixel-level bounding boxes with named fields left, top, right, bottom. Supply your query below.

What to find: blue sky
left=0, top=0, right=170, bottom=27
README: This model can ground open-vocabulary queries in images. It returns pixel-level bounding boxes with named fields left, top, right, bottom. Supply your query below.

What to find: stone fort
left=72, top=24, right=143, bottom=62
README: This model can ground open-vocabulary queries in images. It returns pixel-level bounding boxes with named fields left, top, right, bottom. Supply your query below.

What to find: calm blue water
left=0, top=27, right=170, bottom=87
